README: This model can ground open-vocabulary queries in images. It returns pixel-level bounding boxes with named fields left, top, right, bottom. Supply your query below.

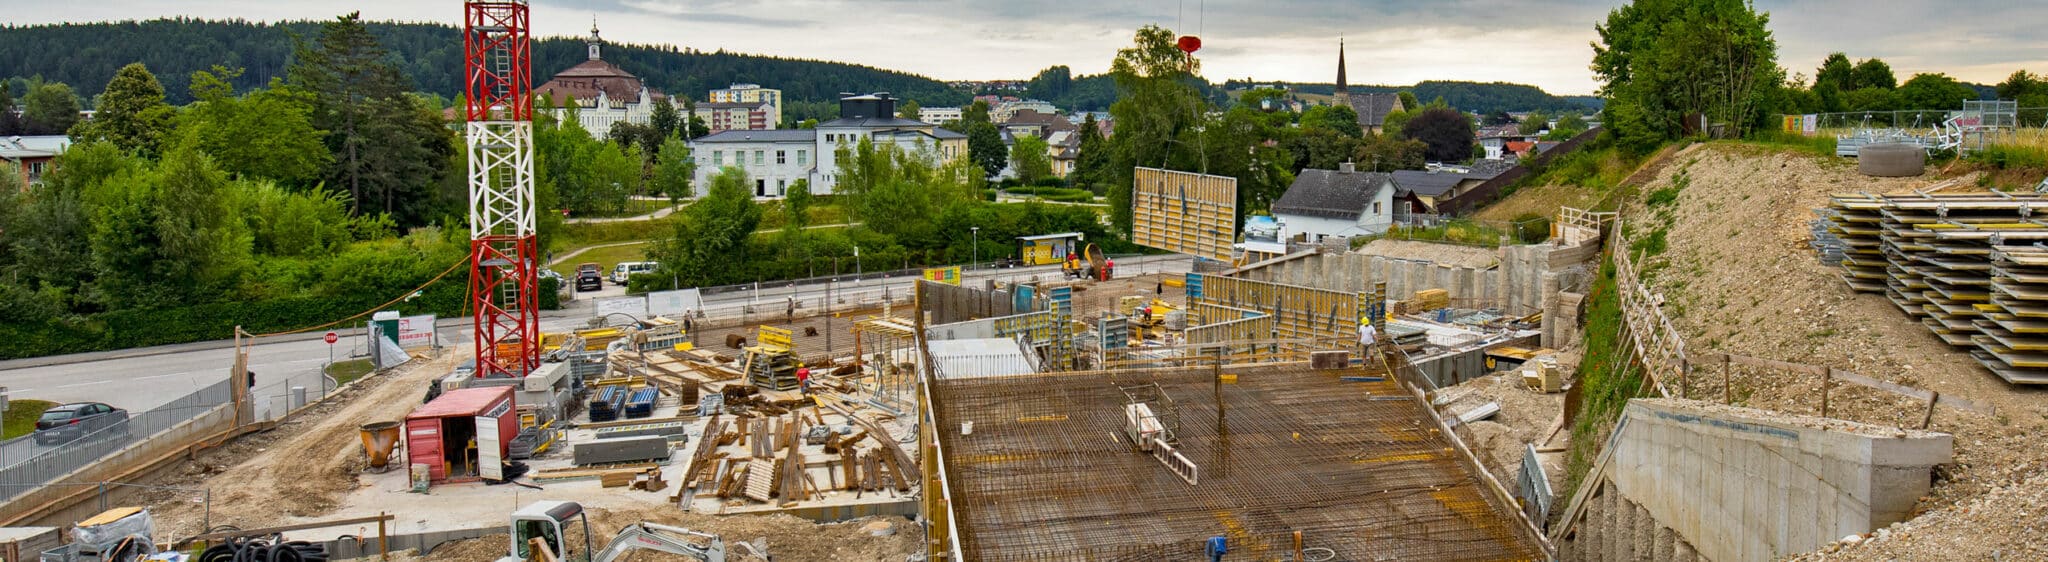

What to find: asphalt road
left=0, top=255, right=1193, bottom=415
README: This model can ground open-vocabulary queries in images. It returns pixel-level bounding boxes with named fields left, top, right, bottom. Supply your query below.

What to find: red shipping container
left=404, top=386, right=518, bottom=483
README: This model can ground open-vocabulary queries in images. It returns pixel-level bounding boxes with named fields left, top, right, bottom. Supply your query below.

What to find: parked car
left=34, top=402, right=129, bottom=445
left=575, top=263, right=603, bottom=292
left=611, top=261, right=656, bottom=285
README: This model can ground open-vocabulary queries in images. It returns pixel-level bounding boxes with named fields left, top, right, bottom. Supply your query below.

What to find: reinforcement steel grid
left=930, top=365, right=1541, bottom=561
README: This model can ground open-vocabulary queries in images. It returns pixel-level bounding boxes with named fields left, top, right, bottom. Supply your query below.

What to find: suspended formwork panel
left=1132, top=167, right=1238, bottom=262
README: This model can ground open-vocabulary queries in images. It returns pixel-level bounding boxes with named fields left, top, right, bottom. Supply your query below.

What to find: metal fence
left=0, top=381, right=232, bottom=502
left=1804, top=107, right=2048, bottom=130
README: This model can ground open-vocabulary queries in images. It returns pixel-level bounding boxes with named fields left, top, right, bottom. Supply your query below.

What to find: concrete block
left=1609, top=399, right=1952, bottom=562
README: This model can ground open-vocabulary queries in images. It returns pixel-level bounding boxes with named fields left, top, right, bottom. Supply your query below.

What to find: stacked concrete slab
left=1824, top=192, right=2048, bottom=384
left=1607, top=399, right=1951, bottom=562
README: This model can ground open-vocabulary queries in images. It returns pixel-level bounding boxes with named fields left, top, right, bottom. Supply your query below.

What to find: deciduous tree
left=1010, top=134, right=1052, bottom=185
left=1402, top=107, right=1476, bottom=162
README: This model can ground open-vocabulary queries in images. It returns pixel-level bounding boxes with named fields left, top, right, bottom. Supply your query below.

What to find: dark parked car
left=34, top=402, right=128, bottom=445
left=575, top=263, right=603, bottom=292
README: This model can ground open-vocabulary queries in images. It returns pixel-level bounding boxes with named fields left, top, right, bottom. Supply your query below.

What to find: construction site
left=9, top=2, right=2048, bottom=561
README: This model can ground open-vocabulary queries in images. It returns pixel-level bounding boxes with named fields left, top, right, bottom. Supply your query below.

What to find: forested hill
left=0, top=18, right=970, bottom=108
left=1229, top=79, right=1599, bottom=113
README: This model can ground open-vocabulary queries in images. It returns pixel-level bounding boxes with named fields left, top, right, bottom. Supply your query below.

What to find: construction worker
left=1358, top=316, right=1379, bottom=357
left=1065, top=253, right=1081, bottom=279
left=1101, top=257, right=1115, bottom=280
left=796, top=367, right=811, bottom=394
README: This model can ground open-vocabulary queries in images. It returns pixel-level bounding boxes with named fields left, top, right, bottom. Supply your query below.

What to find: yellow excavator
left=1062, top=243, right=1112, bottom=281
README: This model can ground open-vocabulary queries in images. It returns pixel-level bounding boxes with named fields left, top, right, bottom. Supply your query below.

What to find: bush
left=1033, top=176, right=1068, bottom=188
left=1970, top=144, right=2048, bottom=170
left=1511, top=213, right=1552, bottom=244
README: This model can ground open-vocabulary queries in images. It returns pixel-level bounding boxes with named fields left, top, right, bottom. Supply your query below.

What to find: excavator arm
left=590, top=523, right=732, bottom=562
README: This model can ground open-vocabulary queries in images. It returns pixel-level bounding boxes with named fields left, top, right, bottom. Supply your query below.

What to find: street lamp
left=854, top=245, right=862, bottom=284
left=970, top=227, right=980, bottom=270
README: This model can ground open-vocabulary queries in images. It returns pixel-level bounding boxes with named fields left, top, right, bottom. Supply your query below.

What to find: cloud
left=5, top=0, right=2040, bottom=95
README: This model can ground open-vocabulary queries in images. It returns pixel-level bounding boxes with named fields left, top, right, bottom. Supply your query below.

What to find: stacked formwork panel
left=1823, top=192, right=2048, bottom=384
left=1979, top=245, right=2048, bottom=383
left=1825, top=195, right=1888, bottom=292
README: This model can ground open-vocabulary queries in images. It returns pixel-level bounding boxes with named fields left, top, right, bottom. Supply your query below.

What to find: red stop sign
left=324, top=332, right=339, bottom=344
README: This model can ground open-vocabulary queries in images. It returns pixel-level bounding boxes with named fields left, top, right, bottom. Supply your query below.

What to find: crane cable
left=245, top=256, right=471, bottom=338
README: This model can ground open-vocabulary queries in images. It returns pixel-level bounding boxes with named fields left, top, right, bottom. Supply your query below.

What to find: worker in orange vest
left=1101, top=257, right=1115, bottom=281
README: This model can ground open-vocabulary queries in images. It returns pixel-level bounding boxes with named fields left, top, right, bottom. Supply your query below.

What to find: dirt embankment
left=1624, top=143, right=2048, bottom=560
left=138, top=350, right=458, bottom=537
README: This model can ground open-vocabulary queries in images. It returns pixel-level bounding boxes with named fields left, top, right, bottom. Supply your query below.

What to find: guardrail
left=0, top=380, right=231, bottom=503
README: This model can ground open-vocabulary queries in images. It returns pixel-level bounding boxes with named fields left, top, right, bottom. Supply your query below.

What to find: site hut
left=1016, top=232, right=1084, bottom=265
left=404, top=386, right=518, bottom=484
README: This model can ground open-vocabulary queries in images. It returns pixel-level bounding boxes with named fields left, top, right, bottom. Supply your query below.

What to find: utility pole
left=971, top=226, right=980, bottom=270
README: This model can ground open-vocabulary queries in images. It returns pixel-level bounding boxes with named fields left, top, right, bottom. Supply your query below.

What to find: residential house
left=1330, top=40, right=1406, bottom=134
left=1271, top=163, right=1396, bottom=242
left=688, top=93, right=966, bottom=197
left=993, top=100, right=1057, bottom=123
left=1045, top=130, right=1080, bottom=178
left=533, top=22, right=681, bottom=133
left=1390, top=169, right=1466, bottom=216
left=707, top=84, right=782, bottom=128
left=1476, top=124, right=1526, bottom=160
left=1001, top=109, right=1076, bottom=139
left=1, top=135, right=66, bottom=188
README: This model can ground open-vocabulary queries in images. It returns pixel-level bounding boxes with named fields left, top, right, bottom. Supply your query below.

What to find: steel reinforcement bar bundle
left=1825, top=192, right=2048, bottom=384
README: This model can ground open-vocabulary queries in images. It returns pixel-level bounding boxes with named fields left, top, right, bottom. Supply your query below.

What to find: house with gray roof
left=1271, top=163, right=1396, bottom=242
left=689, top=92, right=966, bottom=197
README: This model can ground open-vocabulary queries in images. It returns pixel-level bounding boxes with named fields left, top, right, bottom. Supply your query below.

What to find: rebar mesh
left=932, top=365, right=1541, bottom=561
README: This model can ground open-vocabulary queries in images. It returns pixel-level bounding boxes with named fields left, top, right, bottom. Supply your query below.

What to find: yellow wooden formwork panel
left=1132, top=167, right=1238, bottom=261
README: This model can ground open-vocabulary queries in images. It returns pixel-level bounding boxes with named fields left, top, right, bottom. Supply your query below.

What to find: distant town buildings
left=706, top=84, right=783, bottom=129
left=532, top=22, right=680, bottom=133
left=695, top=101, right=776, bottom=134
left=688, top=93, right=966, bottom=197
left=919, top=106, right=964, bottom=124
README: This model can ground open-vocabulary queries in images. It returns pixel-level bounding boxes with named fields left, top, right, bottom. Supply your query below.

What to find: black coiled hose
left=197, top=535, right=329, bottom=562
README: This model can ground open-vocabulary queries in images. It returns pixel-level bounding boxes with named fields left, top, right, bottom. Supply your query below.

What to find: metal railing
left=0, top=381, right=232, bottom=502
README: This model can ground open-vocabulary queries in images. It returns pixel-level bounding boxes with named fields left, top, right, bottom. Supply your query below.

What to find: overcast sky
left=12, top=0, right=2044, bottom=95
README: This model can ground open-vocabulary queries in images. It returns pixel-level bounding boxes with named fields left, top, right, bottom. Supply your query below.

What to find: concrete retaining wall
left=1562, top=482, right=1700, bottom=562
left=1230, top=240, right=1600, bottom=334
left=925, top=281, right=1015, bottom=325
left=1609, top=399, right=1952, bottom=562
left=5, top=404, right=237, bottom=526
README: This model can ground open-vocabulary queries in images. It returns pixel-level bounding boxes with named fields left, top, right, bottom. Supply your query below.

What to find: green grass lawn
left=325, top=359, right=375, bottom=386
left=3, top=399, right=57, bottom=439
left=564, top=198, right=675, bottom=219
left=549, top=241, right=654, bottom=278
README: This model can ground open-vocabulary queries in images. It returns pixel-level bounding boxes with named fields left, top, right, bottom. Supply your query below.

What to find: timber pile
left=669, top=392, right=917, bottom=510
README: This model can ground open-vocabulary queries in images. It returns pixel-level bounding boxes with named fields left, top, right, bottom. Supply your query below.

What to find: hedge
left=0, top=275, right=561, bottom=360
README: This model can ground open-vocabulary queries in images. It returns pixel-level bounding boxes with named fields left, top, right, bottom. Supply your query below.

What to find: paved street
left=0, top=255, right=1193, bottom=414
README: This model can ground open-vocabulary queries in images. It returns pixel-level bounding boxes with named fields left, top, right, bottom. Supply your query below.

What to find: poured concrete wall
left=1230, top=240, right=1600, bottom=325
left=1610, top=399, right=1952, bottom=562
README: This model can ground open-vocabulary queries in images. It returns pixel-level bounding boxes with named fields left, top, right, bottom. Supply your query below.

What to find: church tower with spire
left=1333, top=38, right=1351, bottom=110
left=586, top=19, right=603, bottom=61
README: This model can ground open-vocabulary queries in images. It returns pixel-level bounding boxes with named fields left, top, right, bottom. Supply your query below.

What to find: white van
left=611, top=261, right=657, bottom=285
